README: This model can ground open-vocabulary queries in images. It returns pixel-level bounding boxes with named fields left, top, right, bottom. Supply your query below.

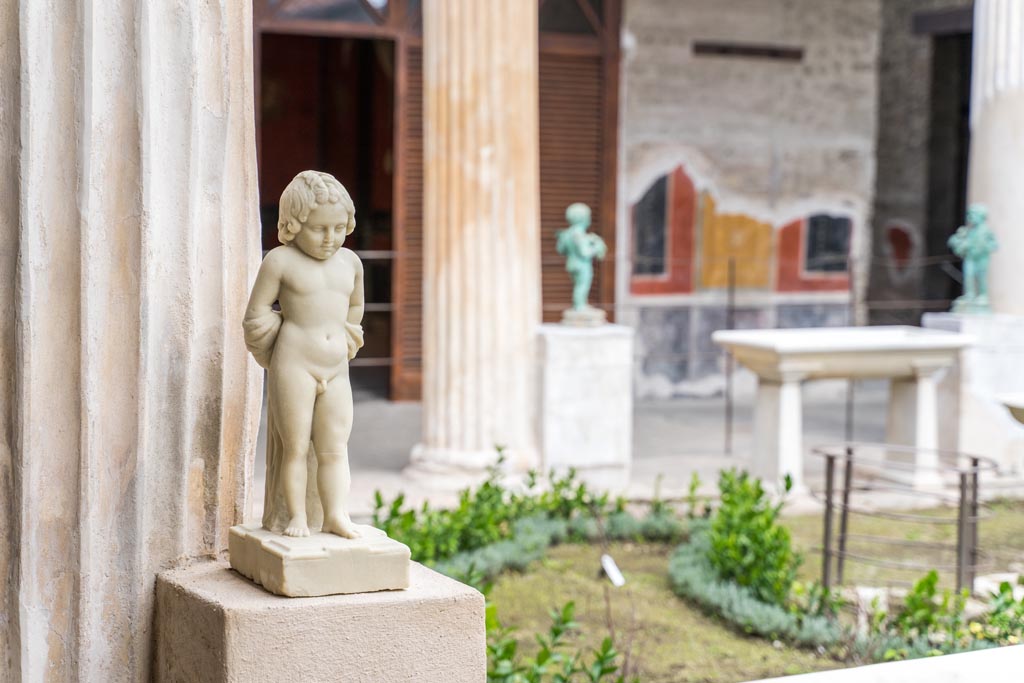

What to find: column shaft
left=416, top=0, right=541, bottom=472
left=969, top=0, right=1024, bottom=315
left=0, top=1, right=262, bottom=679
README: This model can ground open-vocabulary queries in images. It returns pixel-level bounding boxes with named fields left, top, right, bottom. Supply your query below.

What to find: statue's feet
left=283, top=516, right=310, bottom=537
left=323, top=514, right=360, bottom=539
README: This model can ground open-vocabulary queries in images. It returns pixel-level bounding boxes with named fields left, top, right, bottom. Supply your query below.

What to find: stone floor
left=256, top=368, right=1003, bottom=523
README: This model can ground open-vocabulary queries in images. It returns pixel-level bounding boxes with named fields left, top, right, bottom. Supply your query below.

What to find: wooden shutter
left=539, top=52, right=609, bottom=322
left=391, top=44, right=424, bottom=400
left=392, top=36, right=618, bottom=398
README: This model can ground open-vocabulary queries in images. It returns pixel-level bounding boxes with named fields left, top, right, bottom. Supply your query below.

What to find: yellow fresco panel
left=699, top=193, right=774, bottom=289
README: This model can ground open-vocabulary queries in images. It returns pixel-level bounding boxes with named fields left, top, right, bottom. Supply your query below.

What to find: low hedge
left=669, top=524, right=997, bottom=663
left=433, top=511, right=685, bottom=585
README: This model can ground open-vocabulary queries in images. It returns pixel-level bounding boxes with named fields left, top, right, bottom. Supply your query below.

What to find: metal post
left=845, top=255, right=856, bottom=441
left=837, top=445, right=854, bottom=585
left=823, top=453, right=836, bottom=590
left=969, top=456, right=980, bottom=592
left=956, top=471, right=970, bottom=594
left=724, top=257, right=736, bottom=455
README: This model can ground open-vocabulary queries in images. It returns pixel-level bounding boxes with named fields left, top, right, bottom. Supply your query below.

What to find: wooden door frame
left=253, top=1, right=417, bottom=395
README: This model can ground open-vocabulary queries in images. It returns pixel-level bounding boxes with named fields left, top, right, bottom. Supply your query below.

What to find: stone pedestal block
left=537, top=324, right=634, bottom=489
left=229, top=524, right=411, bottom=597
left=923, top=312, right=1024, bottom=474
left=156, top=561, right=486, bottom=683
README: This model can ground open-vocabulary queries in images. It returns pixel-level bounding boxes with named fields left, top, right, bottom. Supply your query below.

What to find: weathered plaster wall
left=868, top=0, right=974, bottom=324
left=618, top=0, right=880, bottom=396
left=0, top=1, right=262, bottom=680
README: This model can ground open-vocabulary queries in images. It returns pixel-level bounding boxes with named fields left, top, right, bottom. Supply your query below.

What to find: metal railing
left=813, top=443, right=999, bottom=594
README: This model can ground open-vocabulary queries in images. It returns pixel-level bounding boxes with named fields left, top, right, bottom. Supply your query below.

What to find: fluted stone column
left=412, top=0, right=542, bottom=475
left=0, top=1, right=262, bottom=680
left=969, top=0, right=1024, bottom=315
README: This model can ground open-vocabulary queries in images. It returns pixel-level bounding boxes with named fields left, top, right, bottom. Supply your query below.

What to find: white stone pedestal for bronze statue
left=156, top=561, right=485, bottom=683
left=537, top=324, right=633, bottom=489
left=923, top=312, right=1024, bottom=475
left=229, top=524, right=411, bottom=598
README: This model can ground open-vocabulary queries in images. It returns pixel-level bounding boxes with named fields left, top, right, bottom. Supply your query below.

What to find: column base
left=407, top=444, right=538, bottom=482
left=156, top=560, right=486, bottom=683
left=228, top=524, right=411, bottom=598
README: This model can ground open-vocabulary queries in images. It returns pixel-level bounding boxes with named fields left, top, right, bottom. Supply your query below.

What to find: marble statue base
left=537, top=323, right=633, bottom=490
left=156, top=561, right=485, bottom=683
left=561, top=306, right=606, bottom=327
left=228, top=524, right=411, bottom=597
left=923, top=312, right=1024, bottom=475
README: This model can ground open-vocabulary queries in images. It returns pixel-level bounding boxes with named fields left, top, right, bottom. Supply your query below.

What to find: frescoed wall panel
left=629, top=164, right=852, bottom=295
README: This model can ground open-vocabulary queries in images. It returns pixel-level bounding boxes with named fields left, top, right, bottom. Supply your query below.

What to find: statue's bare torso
left=272, top=245, right=360, bottom=382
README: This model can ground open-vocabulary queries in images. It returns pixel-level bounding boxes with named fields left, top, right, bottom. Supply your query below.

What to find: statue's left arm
left=345, top=251, right=365, bottom=360
left=242, top=251, right=284, bottom=369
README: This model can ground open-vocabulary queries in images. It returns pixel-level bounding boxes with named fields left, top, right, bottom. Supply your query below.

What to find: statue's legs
left=962, top=260, right=977, bottom=301
left=313, top=371, right=359, bottom=538
left=976, top=261, right=990, bottom=302
left=268, top=362, right=319, bottom=537
left=573, top=266, right=594, bottom=310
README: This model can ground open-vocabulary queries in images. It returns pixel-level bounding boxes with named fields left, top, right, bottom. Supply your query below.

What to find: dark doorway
left=259, top=34, right=396, bottom=398
left=923, top=32, right=972, bottom=307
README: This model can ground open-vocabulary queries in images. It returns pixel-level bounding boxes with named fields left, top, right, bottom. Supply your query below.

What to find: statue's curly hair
left=277, top=170, right=355, bottom=245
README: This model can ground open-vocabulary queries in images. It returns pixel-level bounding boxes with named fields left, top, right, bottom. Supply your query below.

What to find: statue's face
left=293, top=202, right=349, bottom=260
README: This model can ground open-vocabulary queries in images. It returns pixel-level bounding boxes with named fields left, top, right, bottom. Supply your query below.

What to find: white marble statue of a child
left=243, top=170, right=365, bottom=539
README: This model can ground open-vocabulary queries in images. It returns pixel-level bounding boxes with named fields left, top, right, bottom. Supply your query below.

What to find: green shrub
left=669, top=525, right=842, bottom=647
left=372, top=455, right=613, bottom=564
left=374, top=451, right=686, bottom=567
left=487, top=601, right=635, bottom=683
left=892, top=570, right=967, bottom=638
left=864, top=573, right=1024, bottom=658
left=706, top=470, right=800, bottom=606
left=982, top=579, right=1024, bottom=645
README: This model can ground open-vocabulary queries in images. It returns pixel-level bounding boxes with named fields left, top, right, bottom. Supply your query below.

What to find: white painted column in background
left=0, top=1, right=262, bottom=680
left=969, top=0, right=1024, bottom=315
left=412, top=0, right=542, bottom=475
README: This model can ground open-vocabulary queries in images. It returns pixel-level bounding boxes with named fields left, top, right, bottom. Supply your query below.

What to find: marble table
left=713, top=326, right=973, bottom=491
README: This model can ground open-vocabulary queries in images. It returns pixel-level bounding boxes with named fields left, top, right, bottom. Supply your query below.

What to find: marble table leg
left=753, top=376, right=805, bottom=493
left=886, top=369, right=944, bottom=488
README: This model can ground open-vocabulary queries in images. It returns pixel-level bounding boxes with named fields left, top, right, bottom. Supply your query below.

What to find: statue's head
left=967, top=203, right=988, bottom=226
left=278, top=170, right=355, bottom=260
left=566, top=202, right=591, bottom=228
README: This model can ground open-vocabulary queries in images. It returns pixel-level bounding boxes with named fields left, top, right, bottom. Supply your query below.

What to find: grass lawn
left=486, top=500, right=1024, bottom=681
left=489, top=542, right=839, bottom=683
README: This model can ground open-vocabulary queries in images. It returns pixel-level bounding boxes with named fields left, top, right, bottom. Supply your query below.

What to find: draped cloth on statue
left=243, top=308, right=364, bottom=533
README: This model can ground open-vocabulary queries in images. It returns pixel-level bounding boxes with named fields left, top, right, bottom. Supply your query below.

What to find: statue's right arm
left=242, top=250, right=285, bottom=369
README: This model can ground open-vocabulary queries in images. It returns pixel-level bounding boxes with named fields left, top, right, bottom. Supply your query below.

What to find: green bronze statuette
left=948, top=203, right=998, bottom=314
left=556, top=202, right=607, bottom=326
